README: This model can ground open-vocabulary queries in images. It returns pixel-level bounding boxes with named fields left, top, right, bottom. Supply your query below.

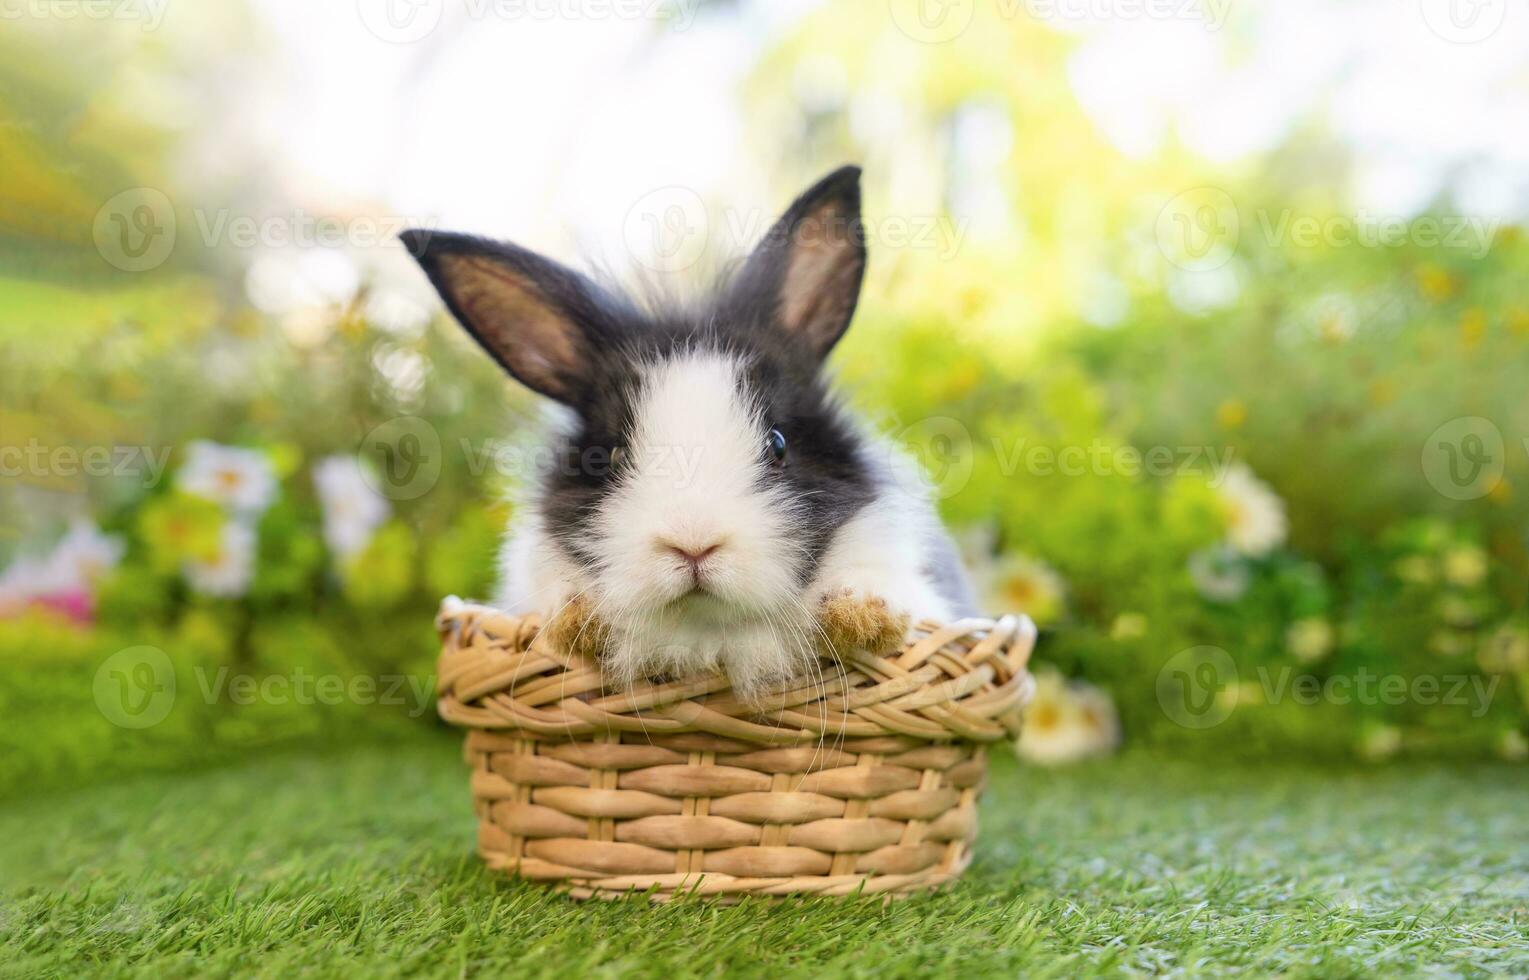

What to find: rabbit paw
left=540, top=595, right=612, bottom=661
left=816, top=588, right=911, bottom=655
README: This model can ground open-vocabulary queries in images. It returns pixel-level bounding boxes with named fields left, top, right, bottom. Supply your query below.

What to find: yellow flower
left=1366, top=379, right=1396, bottom=406
left=1459, top=308, right=1487, bottom=350
left=1415, top=263, right=1456, bottom=302
left=1110, top=612, right=1148, bottom=641
left=1286, top=618, right=1334, bottom=663
left=1498, top=730, right=1528, bottom=763
left=942, top=359, right=982, bottom=398
left=1478, top=625, right=1529, bottom=673
left=1358, top=725, right=1402, bottom=762
left=1436, top=595, right=1479, bottom=628
left=1442, top=547, right=1488, bottom=588
left=1393, top=555, right=1435, bottom=586
left=985, top=554, right=1066, bottom=625
left=1215, top=399, right=1246, bottom=430
left=1428, top=628, right=1474, bottom=657
left=1508, top=307, right=1529, bottom=338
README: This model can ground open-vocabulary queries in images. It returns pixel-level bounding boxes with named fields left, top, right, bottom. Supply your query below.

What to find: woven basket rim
left=435, top=596, right=1037, bottom=745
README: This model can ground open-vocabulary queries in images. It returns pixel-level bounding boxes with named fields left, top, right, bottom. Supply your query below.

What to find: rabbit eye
left=766, top=428, right=787, bottom=464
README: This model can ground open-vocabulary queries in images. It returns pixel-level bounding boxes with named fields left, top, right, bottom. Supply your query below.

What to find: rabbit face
left=404, top=166, right=961, bottom=691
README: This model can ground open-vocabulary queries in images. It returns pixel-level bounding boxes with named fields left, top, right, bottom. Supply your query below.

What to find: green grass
left=1, top=737, right=1525, bottom=978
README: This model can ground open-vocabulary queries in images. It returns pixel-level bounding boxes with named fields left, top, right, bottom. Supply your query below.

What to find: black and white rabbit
left=402, top=166, right=976, bottom=695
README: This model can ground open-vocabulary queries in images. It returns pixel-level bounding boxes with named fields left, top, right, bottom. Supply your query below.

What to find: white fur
left=496, top=350, right=955, bottom=694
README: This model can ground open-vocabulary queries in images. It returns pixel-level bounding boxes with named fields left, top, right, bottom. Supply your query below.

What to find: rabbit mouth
left=666, top=588, right=727, bottom=614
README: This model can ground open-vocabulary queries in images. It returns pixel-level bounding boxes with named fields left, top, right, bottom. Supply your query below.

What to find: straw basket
left=434, top=596, right=1037, bottom=901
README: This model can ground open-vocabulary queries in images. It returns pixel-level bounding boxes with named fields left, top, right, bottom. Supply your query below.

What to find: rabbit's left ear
left=731, top=165, right=867, bottom=359
left=399, top=229, right=601, bottom=406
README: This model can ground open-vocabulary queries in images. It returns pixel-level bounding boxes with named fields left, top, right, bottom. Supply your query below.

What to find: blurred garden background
left=6, top=2, right=1529, bottom=974
left=4, top=0, right=1529, bottom=796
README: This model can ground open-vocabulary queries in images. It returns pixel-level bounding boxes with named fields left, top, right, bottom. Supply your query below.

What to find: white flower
left=982, top=553, right=1066, bottom=625
left=183, top=521, right=256, bottom=598
left=0, top=556, right=48, bottom=614
left=1213, top=464, right=1287, bottom=556
left=1016, top=670, right=1120, bottom=766
left=312, top=455, right=391, bottom=560
left=1188, top=545, right=1249, bottom=603
left=177, top=441, right=278, bottom=515
left=47, top=520, right=126, bottom=587
left=0, top=521, right=124, bottom=608
left=1286, top=617, right=1334, bottom=663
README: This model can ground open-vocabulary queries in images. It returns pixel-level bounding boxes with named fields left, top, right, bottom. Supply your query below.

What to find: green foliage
left=3, top=1, right=1527, bottom=788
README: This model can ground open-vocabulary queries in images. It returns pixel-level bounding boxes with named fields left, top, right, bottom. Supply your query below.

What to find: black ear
left=399, top=229, right=599, bottom=404
left=732, top=165, right=867, bottom=360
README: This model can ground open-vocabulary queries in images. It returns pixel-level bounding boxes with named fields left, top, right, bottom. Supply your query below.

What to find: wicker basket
left=434, top=596, right=1036, bottom=901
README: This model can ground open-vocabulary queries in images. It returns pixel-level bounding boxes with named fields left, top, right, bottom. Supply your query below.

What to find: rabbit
left=401, top=165, right=977, bottom=697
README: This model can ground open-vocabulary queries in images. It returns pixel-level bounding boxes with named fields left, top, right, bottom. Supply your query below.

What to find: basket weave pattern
left=435, top=597, right=1036, bottom=900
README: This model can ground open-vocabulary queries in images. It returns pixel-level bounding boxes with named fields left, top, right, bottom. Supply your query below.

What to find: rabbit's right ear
left=400, top=230, right=596, bottom=404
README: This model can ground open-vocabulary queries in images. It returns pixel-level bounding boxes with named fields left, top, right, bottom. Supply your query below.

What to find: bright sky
left=227, top=0, right=1528, bottom=318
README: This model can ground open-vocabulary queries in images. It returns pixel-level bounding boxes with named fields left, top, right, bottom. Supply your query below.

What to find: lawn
left=1, top=737, right=1525, bottom=978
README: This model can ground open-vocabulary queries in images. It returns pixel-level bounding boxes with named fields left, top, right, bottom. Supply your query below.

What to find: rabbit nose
left=659, top=540, right=723, bottom=572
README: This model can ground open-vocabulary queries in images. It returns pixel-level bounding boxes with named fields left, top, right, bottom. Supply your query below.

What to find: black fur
left=402, top=165, right=879, bottom=584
